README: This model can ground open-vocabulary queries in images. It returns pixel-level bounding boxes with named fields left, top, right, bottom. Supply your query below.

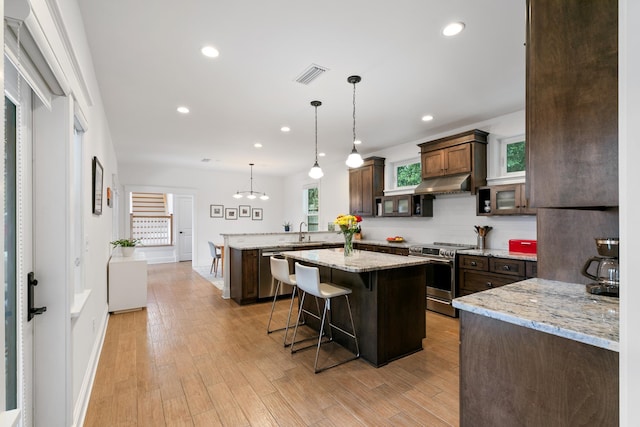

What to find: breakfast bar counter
left=452, top=279, right=619, bottom=425
left=282, top=248, right=430, bottom=367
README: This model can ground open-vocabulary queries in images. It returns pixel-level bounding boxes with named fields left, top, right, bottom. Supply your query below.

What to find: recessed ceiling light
left=177, top=106, right=190, bottom=114
left=442, top=22, right=465, bottom=37
left=254, top=143, right=262, bottom=148
left=281, top=126, right=290, bottom=132
left=422, top=115, right=434, bottom=122
left=201, top=46, right=219, bottom=58
left=354, top=139, right=362, bottom=145
left=319, top=152, right=326, bottom=157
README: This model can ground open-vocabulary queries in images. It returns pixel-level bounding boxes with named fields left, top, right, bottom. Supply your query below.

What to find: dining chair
left=208, top=241, right=222, bottom=276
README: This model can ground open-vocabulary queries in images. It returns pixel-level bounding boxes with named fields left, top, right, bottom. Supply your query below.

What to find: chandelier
left=232, top=163, right=269, bottom=200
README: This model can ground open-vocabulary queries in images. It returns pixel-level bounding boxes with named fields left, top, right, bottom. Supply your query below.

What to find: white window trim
left=302, top=184, right=319, bottom=231
left=385, top=157, right=421, bottom=196
left=487, top=134, right=526, bottom=186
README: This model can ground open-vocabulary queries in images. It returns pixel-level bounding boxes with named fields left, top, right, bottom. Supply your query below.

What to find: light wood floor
left=84, top=262, right=460, bottom=426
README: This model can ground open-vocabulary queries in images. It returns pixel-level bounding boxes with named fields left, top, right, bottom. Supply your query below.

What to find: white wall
left=22, top=0, right=120, bottom=424
left=118, top=163, right=287, bottom=267
left=283, top=110, right=536, bottom=248
left=619, top=0, right=639, bottom=423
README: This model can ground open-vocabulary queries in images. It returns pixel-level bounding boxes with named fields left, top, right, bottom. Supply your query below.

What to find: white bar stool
left=266, top=256, right=307, bottom=347
left=291, top=262, right=360, bottom=373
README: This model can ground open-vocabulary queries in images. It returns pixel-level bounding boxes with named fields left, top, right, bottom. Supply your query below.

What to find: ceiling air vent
left=295, top=64, right=328, bottom=85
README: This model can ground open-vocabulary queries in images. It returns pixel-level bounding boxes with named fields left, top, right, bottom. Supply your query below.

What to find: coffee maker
left=582, top=237, right=619, bottom=297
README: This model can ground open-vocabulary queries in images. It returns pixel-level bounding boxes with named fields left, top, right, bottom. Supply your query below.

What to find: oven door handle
left=421, top=257, right=453, bottom=265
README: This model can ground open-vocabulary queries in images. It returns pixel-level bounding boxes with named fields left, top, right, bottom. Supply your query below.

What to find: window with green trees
left=303, top=186, right=319, bottom=231
left=396, top=162, right=421, bottom=187
left=506, top=140, right=526, bottom=173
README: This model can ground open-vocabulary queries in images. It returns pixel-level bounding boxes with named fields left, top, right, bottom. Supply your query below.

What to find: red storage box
left=509, top=239, right=537, bottom=254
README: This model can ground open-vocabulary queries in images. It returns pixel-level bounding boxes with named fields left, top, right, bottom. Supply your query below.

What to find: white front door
left=176, top=196, right=193, bottom=261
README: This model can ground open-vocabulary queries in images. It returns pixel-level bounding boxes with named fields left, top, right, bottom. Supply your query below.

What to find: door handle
left=28, top=272, right=47, bottom=321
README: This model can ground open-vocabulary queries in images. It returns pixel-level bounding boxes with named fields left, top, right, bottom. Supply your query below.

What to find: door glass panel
left=383, top=199, right=394, bottom=214
left=495, top=189, right=517, bottom=210
left=4, top=97, right=18, bottom=409
left=397, top=198, right=409, bottom=213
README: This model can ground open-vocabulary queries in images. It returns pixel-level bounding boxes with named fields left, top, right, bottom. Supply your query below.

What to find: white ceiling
left=77, top=0, right=526, bottom=176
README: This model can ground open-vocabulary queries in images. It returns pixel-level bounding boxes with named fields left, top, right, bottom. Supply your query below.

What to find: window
left=500, top=135, right=526, bottom=177
left=303, top=185, right=319, bottom=231
left=393, top=158, right=421, bottom=189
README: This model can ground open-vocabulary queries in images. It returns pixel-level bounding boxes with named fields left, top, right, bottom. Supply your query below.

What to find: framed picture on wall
left=239, top=205, right=251, bottom=217
left=252, top=208, right=263, bottom=221
left=225, top=207, right=238, bottom=220
left=92, top=156, right=103, bottom=215
left=210, top=204, right=224, bottom=218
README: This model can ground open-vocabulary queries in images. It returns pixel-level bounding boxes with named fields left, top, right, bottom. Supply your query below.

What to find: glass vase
left=343, top=232, right=354, bottom=257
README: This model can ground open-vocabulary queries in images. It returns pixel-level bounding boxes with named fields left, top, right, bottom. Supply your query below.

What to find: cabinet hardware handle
left=470, top=261, right=477, bottom=266
left=487, top=281, right=493, bottom=288
left=503, top=265, right=511, bottom=271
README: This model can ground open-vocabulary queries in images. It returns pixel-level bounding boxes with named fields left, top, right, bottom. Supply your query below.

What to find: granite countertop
left=452, top=278, right=619, bottom=352
left=281, top=248, right=430, bottom=273
left=458, top=248, right=537, bottom=261
left=354, top=239, right=414, bottom=248
left=228, top=239, right=414, bottom=251
left=228, top=241, right=342, bottom=250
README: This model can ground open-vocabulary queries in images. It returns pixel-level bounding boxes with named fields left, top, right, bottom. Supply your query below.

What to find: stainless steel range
left=409, top=242, right=475, bottom=317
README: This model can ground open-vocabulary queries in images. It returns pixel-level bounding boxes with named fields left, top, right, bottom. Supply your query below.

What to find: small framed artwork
left=210, top=204, right=224, bottom=218
left=225, top=207, right=238, bottom=220
left=92, top=156, right=103, bottom=215
left=252, top=208, right=263, bottom=221
left=239, top=205, right=251, bottom=217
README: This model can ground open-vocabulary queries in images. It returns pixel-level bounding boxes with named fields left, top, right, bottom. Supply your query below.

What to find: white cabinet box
left=108, top=253, right=148, bottom=312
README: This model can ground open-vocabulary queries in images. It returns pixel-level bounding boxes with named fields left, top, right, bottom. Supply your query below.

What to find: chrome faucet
left=299, top=221, right=307, bottom=242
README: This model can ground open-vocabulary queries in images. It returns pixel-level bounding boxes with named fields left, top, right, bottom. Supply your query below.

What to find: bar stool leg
left=314, top=299, right=330, bottom=373
left=266, top=277, right=282, bottom=334
left=283, top=285, right=304, bottom=347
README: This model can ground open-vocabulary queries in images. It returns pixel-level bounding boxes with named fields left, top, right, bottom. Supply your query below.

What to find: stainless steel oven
left=409, top=243, right=474, bottom=317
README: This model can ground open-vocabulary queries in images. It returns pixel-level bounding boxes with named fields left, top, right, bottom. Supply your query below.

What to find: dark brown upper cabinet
left=349, top=157, right=384, bottom=217
left=526, top=0, right=618, bottom=208
left=418, top=129, right=488, bottom=195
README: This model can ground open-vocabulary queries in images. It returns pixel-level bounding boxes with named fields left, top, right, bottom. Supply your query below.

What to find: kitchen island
left=453, top=278, right=619, bottom=426
left=282, top=248, right=430, bottom=367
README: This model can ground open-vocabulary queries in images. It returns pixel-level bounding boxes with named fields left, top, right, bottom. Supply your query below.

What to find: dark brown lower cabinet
left=354, top=242, right=409, bottom=256
left=299, top=263, right=426, bottom=367
left=458, top=255, right=537, bottom=296
left=460, top=311, right=618, bottom=426
left=229, top=248, right=258, bottom=305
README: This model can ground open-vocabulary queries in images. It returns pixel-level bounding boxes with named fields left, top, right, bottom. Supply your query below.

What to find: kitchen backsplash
left=357, top=193, right=536, bottom=249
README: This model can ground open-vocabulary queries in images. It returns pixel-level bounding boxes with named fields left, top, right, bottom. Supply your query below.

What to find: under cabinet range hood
left=413, top=173, right=471, bottom=195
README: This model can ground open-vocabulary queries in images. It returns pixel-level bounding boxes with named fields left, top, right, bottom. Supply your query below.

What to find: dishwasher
left=259, top=248, right=294, bottom=299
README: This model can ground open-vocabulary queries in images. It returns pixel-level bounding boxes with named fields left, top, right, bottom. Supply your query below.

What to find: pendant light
left=308, top=100, right=324, bottom=179
left=233, top=163, right=269, bottom=200
left=345, top=75, right=364, bottom=168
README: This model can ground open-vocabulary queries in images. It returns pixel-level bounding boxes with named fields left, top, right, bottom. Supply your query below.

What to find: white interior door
left=176, top=196, right=193, bottom=261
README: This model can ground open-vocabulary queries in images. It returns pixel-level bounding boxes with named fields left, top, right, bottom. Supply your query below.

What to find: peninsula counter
left=453, top=278, right=619, bottom=426
left=282, top=248, right=430, bottom=367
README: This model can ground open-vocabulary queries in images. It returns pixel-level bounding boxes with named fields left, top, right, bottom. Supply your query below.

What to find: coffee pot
left=582, top=237, right=619, bottom=297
